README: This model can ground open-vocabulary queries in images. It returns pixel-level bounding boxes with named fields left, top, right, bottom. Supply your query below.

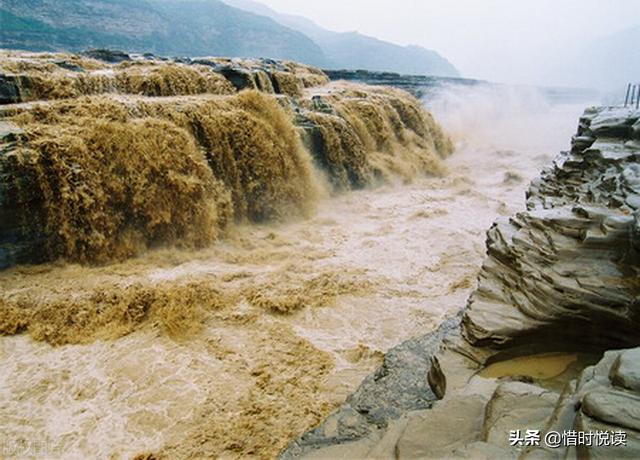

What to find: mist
left=426, top=83, right=598, bottom=154
left=258, top=0, right=640, bottom=90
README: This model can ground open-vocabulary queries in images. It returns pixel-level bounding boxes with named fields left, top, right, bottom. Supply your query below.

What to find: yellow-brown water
left=2, top=83, right=449, bottom=265
left=0, top=83, right=591, bottom=458
left=480, top=353, right=579, bottom=380
left=0, top=50, right=330, bottom=101
left=479, top=352, right=603, bottom=393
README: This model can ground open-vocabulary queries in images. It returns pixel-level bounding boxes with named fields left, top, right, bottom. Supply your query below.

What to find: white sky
left=257, top=0, right=640, bottom=85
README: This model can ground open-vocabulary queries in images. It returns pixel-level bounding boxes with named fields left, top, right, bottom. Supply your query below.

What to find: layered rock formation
left=464, top=106, right=640, bottom=353
left=283, top=107, right=640, bottom=459
left=0, top=50, right=452, bottom=269
left=323, top=69, right=479, bottom=99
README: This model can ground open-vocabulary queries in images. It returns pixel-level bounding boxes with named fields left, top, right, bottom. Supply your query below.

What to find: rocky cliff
left=282, top=106, right=640, bottom=458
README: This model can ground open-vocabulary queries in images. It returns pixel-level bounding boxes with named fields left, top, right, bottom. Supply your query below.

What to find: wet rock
left=280, top=316, right=460, bottom=458
left=0, top=75, right=23, bottom=104
left=52, top=60, right=85, bottom=72
left=81, top=49, right=132, bottom=63
left=216, top=66, right=257, bottom=91
left=0, top=122, right=46, bottom=269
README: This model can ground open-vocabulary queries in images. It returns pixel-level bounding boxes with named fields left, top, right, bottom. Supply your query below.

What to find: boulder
left=280, top=316, right=460, bottom=459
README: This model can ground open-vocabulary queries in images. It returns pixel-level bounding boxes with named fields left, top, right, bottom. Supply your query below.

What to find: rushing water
left=0, top=83, right=597, bottom=458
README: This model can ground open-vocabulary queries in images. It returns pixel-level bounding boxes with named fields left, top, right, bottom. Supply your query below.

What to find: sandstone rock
left=462, top=205, right=638, bottom=350
left=395, top=395, right=488, bottom=458
left=581, top=388, right=640, bottom=432
left=610, top=348, right=640, bottom=392
left=453, top=441, right=517, bottom=459
left=464, top=106, right=640, bottom=351
left=518, top=349, right=640, bottom=459
left=482, top=382, right=558, bottom=446
left=574, top=414, right=640, bottom=459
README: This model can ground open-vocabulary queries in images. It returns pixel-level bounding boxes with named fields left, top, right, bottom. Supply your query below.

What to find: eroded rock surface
left=463, top=106, right=640, bottom=351
left=282, top=107, right=640, bottom=459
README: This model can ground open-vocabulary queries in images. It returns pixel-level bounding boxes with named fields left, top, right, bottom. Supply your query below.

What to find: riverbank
left=284, top=105, right=640, bottom=459
left=0, top=50, right=599, bottom=458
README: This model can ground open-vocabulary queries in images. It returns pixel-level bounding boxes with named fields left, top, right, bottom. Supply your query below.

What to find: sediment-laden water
left=0, top=78, right=594, bottom=458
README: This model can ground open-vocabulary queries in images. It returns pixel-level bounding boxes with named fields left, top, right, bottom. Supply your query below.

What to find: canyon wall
left=283, top=106, right=640, bottom=459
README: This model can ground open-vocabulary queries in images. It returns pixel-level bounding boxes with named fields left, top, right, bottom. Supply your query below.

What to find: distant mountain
left=0, top=0, right=459, bottom=77
left=223, top=0, right=459, bottom=77
left=0, top=0, right=327, bottom=64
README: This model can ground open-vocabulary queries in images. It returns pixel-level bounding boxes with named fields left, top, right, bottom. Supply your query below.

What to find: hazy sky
left=257, top=0, right=640, bottom=86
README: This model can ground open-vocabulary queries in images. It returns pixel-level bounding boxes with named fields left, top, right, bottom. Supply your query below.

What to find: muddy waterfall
left=1, top=49, right=639, bottom=459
